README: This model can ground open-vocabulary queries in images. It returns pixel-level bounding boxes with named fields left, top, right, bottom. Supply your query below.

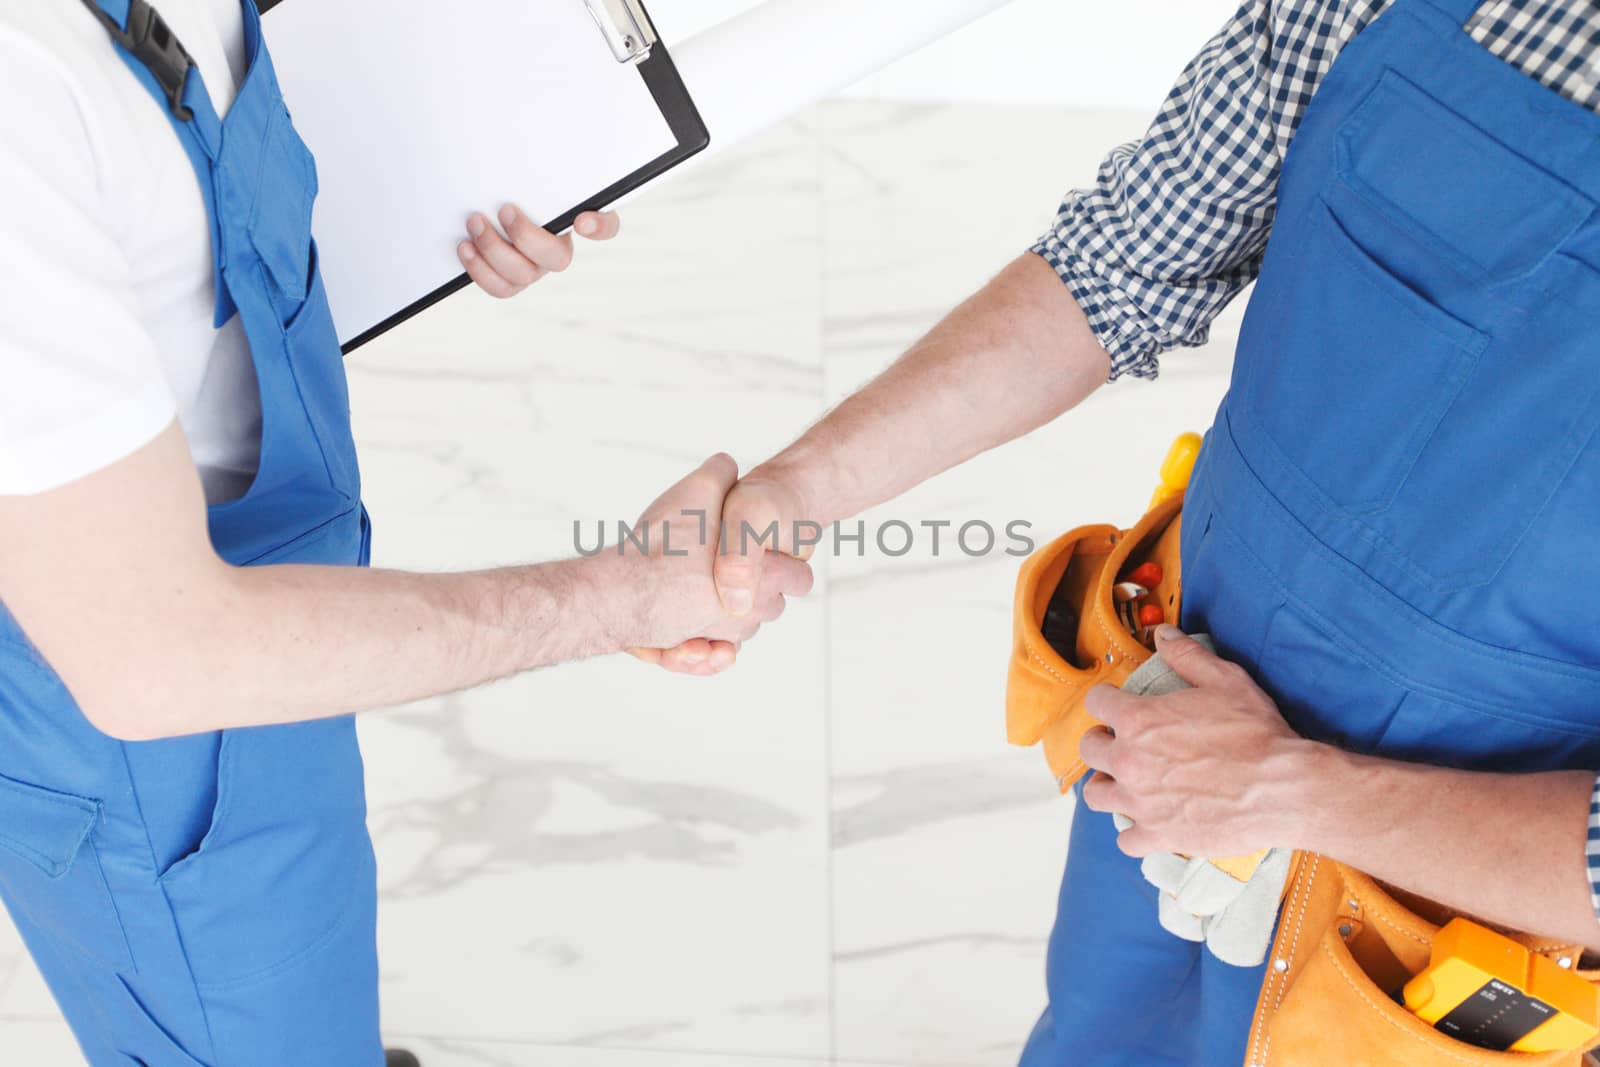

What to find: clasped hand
left=618, top=456, right=813, bottom=676
left=623, top=459, right=814, bottom=676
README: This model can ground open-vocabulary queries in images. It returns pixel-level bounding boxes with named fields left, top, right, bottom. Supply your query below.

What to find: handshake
left=600, top=453, right=816, bottom=676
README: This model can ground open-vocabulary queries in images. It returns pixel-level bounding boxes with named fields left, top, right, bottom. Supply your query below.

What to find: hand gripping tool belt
left=1007, top=482, right=1600, bottom=1063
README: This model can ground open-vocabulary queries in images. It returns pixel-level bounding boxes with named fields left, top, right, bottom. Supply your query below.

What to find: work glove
left=1110, top=636, right=1293, bottom=968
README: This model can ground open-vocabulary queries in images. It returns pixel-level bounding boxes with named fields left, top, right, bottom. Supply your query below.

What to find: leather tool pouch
left=1249, top=854, right=1600, bottom=1065
left=1008, top=491, right=1600, bottom=1062
left=1006, top=492, right=1184, bottom=792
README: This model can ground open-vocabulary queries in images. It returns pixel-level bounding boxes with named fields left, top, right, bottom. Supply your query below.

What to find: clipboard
left=259, top=0, right=708, bottom=353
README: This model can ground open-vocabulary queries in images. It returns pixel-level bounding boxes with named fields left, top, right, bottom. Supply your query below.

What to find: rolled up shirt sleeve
left=1032, top=0, right=1381, bottom=380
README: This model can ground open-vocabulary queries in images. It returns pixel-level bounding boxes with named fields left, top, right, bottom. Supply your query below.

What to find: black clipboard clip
left=583, top=0, right=658, bottom=65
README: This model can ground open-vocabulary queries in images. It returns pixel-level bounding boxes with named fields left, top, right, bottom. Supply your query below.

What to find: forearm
left=4, top=432, right=794, bottom=732
left=1287, top=745, right=1600, bottom=951
left=97, top=552, right=640, bottom=740
left=760, top=252, right=1109, bottom=524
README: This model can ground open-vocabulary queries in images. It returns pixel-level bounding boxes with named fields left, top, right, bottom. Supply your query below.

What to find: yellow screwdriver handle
left=1150, top=432, right=1203, bottom=510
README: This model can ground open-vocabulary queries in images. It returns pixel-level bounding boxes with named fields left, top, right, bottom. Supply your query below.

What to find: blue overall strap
left=78, top=0, right=237, bottom=326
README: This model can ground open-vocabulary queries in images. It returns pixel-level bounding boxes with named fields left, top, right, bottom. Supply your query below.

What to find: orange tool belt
left=1005, top=438, right=1600, bottom=1064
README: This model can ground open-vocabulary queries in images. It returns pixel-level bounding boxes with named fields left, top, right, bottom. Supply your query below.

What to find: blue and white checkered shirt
left=1033, top=0, right=1600, bottom=382
left=1032, top=0, right=1600, bottom=927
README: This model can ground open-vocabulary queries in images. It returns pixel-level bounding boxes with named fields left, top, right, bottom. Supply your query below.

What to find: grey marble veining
left=372, top=705, right=807, bottom=898
left=834, top=932, right=1042, bottom=965
left=833, top=757, right=1053, bottom=849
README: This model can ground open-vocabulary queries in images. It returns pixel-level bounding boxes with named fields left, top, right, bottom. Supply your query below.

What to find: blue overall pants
left=0, top=2, right=382, bottom=1063
left=1020, top=0, right=1600, bottom=1062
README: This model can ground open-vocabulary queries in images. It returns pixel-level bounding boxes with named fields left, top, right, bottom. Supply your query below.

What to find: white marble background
left=0, top=99, right=1243, bottom=1066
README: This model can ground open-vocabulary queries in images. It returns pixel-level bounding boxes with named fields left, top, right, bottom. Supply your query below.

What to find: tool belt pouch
left=1250, top=853, right=1600, bottom=1065
left=1006, top=492, right=1184, bottom=792
left=1009, top=490, right=1600, bottom=1061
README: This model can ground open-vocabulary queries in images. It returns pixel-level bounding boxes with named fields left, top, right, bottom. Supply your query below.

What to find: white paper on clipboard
left=263, top=0, right=678, bottom=345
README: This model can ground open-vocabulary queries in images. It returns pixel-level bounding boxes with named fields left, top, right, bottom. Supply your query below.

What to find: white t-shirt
left=0, top=0, right=262, bottom=504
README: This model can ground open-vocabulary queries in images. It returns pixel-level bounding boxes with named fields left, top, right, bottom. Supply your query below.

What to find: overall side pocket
left=156, top=719, right=375, bottom=991
left=0, top=773, right=134, bottom=972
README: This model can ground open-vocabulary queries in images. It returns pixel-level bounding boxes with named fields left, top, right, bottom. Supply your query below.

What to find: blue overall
left=1021, top=0, right=1600, bottom=1062
left=0, top=2, right=381, bottom=1063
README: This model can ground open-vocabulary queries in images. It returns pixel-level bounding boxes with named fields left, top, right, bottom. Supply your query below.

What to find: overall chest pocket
left=1240, top=198, right=1488, bottom=517
left=1237, top=70, right=1600, bottom=590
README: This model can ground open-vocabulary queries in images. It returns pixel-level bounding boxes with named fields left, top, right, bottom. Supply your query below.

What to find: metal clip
left=582, top=0, right=657, bottom=64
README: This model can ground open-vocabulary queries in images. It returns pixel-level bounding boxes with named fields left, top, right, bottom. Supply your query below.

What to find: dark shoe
left=385, top=1051, right=421, bottom=1067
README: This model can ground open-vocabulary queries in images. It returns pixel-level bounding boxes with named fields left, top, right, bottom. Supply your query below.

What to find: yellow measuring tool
left=1403, top=918, right=1599, bottom=1052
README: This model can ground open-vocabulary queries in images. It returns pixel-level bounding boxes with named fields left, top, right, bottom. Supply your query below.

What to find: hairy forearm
left=759, top=252, right=1109, bottom=524
left=1285, top=745, right=1600, bottom=951
left=3, top=432, right=797, bottom=738
left=96, top=552, right=640, bottom=740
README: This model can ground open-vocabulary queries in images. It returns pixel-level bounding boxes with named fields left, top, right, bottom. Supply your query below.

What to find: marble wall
left=0, top=99, right=1242, bottom=1066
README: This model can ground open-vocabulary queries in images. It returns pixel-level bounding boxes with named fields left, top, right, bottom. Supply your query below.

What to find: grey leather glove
left=1109, top=636, right=1292, bottom=967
